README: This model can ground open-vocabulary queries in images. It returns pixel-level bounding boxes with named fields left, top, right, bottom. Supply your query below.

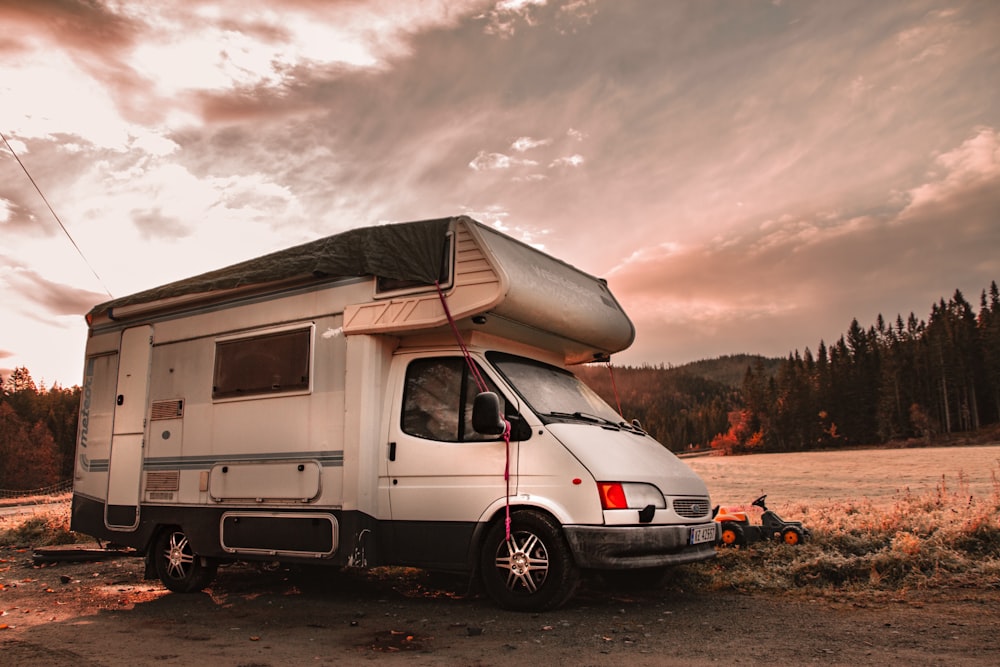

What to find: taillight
left=598, top=482, right=628, bottom=509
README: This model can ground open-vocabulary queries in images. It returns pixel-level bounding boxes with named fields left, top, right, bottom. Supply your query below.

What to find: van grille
left=672, top=497, right=711, bottom=519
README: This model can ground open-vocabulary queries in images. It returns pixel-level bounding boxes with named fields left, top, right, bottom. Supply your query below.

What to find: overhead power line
left=1, top=131, right=113, bottom=298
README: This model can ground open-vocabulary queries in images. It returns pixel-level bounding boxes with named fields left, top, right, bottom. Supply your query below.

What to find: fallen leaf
left=249, top=636, right=260, bottom=641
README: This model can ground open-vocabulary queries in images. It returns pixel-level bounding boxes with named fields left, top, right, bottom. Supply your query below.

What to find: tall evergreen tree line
left=728, top=281, right=1000, bottom=452
left=0, top=368, right=79, bottom=490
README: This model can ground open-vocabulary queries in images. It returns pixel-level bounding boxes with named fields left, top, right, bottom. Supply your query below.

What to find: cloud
left=1, top=265, right=107, bottom=318
left=549, top=154, right=584, bottom=167
left=468, top=151, right=539, bottom=170
left=608, top=128, right=1000, bottom=365
left=901, top=127, right=1000, bottom=214
left=511, top=136, right=552, bottom=152
left=131, top=208, right=189, bottom=240
left=481, top=0, right=596, bottom=38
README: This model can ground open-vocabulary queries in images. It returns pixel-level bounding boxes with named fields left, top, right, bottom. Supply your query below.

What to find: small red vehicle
left=714, top=494, right=809, bottom=547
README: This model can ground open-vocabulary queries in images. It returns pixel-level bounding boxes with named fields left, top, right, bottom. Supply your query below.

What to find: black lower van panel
left=222, top=513, right=335, bottom=555
left=70, top=493, right=477, bottom=572
left=380, top=521, right=477, bottom=570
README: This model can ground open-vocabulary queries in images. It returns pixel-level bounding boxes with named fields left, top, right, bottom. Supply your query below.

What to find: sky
left=2, top=0, right=999, bottom=389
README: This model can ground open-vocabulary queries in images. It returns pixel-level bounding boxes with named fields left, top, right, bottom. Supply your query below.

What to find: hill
left=670, top=354, right=782, bottom=388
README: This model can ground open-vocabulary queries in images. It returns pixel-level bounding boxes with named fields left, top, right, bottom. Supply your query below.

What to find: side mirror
left=472, top=391, right=506, bottom=435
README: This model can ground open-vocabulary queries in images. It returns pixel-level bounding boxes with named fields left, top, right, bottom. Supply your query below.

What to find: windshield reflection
left=487, top=352, right=624, bottom=425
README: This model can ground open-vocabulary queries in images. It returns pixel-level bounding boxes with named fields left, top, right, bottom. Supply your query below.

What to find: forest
left=583, top=281, right=1000, bottom=454
left=0, top=367, right=79, bottom=491
left=2, top=280, right=998, bottom=490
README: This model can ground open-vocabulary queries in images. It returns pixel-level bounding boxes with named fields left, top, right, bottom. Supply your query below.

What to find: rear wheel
left=480, top=510, right=579, bottom=612
left=781, top=526, right=805, bottom=546
left=153, top=528, right=217, bottom=593
left=719, top=522, right=746, bottom=547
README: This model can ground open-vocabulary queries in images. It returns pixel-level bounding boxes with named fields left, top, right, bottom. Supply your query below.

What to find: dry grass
left=0, top=496, right=80, bottom=548
left=683, top=464, right=1000, bottom=594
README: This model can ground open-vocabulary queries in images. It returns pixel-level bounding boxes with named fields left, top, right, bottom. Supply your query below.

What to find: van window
left=213, top=328, right=311, bottom=399
left=402, top=358, right=507, bottom=442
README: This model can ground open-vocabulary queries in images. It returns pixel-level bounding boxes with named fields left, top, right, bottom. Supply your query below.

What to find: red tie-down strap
left=435, top=282, right=513, bottom=540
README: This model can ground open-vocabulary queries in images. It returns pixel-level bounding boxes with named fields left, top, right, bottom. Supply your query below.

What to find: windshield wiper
left=618, top=419, right=647, bottom=435
left=548, top=411, right=621, bottom=428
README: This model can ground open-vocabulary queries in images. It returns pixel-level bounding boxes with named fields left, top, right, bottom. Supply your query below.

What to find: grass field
left=686, top=444, right=1000, bottom=508
left=681, top=444, right=1000, bottom=593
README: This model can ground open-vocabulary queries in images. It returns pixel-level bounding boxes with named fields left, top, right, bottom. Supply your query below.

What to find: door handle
left=388, top=441, right=396, bottom=461
left=117, top=394, right=124, bottom=406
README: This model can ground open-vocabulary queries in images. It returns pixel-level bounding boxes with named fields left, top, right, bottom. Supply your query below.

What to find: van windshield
left=487, top=352, right=625, bottom=427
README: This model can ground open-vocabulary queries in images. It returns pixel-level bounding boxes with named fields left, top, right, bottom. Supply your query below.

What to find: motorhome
left=71, top=215, right=717, bottom=611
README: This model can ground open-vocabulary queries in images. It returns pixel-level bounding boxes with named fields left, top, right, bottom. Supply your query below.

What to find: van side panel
left=71, top=350, right=119, bottom=531
left=341, top=333, right=397, bottom=567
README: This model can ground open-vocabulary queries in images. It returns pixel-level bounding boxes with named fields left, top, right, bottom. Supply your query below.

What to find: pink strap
left=435, top=281, right=513, bottom=540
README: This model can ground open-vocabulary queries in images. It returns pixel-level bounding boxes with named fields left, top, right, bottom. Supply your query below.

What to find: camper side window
left=213, top=328, right=311, bottom=399
left=402, top=358, right=507, bottom=442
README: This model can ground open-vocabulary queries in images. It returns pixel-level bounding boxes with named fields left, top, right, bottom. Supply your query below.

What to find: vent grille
left=146, top=471, right=180, bottom=492
left=151, top=399, right=184, bottom=420
left=672, top=497, right=711, bottom=519
left=147, top=491, right=175, bottom=501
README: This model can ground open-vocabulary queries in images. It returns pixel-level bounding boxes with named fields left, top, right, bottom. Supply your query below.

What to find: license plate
left=689, top=525, right=716, bottom=545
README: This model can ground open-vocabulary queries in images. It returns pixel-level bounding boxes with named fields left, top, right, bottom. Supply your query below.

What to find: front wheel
left=480, top=510, right=579, bottom=612
left=153, top=528, right=217, bottom=593
left=718, top=521, right=746, bottom=547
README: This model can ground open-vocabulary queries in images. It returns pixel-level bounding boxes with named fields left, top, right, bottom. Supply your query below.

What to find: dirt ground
left=2, top=545, right=998, bottom=666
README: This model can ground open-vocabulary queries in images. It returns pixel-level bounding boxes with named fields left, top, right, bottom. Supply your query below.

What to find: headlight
left=597, top=482, right=666, bottom=510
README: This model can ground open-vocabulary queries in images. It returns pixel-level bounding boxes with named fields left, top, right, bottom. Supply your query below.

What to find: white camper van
left=71, top=215, right=717, bottom=611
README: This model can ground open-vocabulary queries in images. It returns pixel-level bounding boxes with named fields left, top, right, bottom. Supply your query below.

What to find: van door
left=105, top=325, right=153, bottom=530
left=385, top=355, right=518, bottom=567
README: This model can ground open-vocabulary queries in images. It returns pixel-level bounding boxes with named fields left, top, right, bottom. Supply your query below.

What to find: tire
left=718, top=522, right=746, bottom=547
left=153, top=528, right=217, bottom=593
left=781, top=526, right=805, bottom=546
left=480, top=510, right=579, bottom=612
left=600, top=566, right=669, bottom=591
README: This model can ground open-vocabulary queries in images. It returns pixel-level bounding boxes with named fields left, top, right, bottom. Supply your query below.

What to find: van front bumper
left=563, top=522, right=718, bottom=569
